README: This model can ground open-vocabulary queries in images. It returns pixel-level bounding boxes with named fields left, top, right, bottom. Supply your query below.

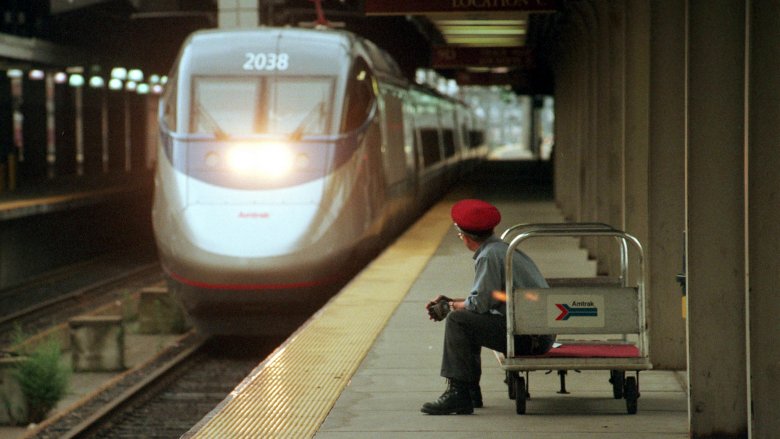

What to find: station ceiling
left=0, top=0, right=559, bottom=93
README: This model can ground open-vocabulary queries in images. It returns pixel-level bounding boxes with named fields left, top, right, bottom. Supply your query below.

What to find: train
left=152, top=26, right=487, bottom=335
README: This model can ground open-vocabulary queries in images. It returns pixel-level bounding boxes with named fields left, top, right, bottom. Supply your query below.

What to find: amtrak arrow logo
left=555, top=303, right=599, bottom=320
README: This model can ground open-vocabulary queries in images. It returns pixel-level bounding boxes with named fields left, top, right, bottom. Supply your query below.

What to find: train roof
left=170, top=27, right=466, bottom=107
left=178, top=27, right=405, bottom=82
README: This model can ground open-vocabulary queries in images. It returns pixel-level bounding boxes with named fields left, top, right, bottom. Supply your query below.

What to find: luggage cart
left=498, top=223, right=651, bottom=415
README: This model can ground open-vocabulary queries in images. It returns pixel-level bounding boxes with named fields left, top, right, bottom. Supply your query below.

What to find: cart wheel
left=507, top=371, right=516, bottom=400
left=624, top=376, right=638, bottom=414
left=514, top=376, right=526, bottom=415
left=610, top=370, right=625, bottom=399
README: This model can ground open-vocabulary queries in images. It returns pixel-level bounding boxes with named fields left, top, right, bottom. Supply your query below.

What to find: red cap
left=451, top=199, right=501, bottom=234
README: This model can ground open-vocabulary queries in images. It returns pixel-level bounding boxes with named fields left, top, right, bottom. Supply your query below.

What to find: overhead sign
left=365, top=0, right=560, bottom=15
left=51, top=0, right=111, bottom=14
left=454, top=70, right=552, bottom=94
left=455, top=70, right=532, bottom=86
left=455, top=71, right=516, bottom=86
left=433, top=46, right=535, bottom=69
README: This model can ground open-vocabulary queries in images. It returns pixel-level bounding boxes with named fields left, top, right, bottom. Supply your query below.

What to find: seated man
left=422, top=199, right=555, bottom=415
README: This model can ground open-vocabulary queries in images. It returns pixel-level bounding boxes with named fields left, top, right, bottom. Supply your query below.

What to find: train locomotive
left=152, top=27, right=486, bottom=335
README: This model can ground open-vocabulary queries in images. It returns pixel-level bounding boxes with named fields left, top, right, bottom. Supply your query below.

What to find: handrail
left=502, top=222, right=635, bottom=286
left=500, top=222, right=616, bottom=241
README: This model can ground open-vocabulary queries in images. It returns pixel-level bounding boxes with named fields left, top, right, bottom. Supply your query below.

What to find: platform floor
left=186, top=169, right=689, bottom=438
left=314, top=202, right=688, bottom=438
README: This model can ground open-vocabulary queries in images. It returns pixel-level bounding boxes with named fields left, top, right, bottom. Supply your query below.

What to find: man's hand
left=426, top=295, right=452, bottom=321
left=426, top=295, right=451, bottom=310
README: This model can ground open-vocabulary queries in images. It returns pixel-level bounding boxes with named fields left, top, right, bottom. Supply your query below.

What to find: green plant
left=12, top=338, right=71, bottom=423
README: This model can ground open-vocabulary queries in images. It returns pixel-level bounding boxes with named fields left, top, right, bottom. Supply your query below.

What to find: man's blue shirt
left=463, top=235, right=549, bottom=315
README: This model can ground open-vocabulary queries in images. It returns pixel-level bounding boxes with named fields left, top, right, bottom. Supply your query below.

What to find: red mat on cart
left=541, top=343, right=640, bottom=358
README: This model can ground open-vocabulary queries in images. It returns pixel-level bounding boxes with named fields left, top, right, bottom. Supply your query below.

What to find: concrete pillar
left=580, top=0, right=625, bottom=275
left=562, top=11, right=593, bottom=221
left=623, top=0, right=649, bottom=283
left=556, top=16, right=580, bottom=221
left=138, top=286, right=189, bottom=334
left=554, top=4, right=591, bottom=223
left=145, top=95, right=158, bottom=170
left=606, top=1, right=625, bottom=276
left=594, top=0, right=611, bottom=248
left=686, top=1, right=748, bottom=436
left=70, top=315, right=125, bottom=372
left=623, top=0, right=653, bottom=350
left=646, top=0, right=687, bottom=369
left=573, top=1, right=599, bottom=256
left=576, top=0, right=627, bottom=277
left=218, top=0, right=259, bottom=28
left=747, top=1, right=780, bottom=436
left=585, top=0, right=602, bottom=256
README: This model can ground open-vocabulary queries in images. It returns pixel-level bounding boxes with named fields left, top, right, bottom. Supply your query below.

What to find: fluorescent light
left=443, top=35, right=526, bottom=46
left=111, top=67, right=127, bottom=80
left=68, top=74, right=85, bottom=87
left=28, top=70, right=45, bottom=80
left=89, top=76, right=105, bottom=88
left=128, top=69, right=144, bottom=82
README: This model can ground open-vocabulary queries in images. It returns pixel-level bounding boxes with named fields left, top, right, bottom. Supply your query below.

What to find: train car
left=152, top=27, right=486, bottom=335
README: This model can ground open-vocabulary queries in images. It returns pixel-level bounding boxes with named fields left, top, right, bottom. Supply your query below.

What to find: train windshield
left=191, top=76, right=335, bottom=138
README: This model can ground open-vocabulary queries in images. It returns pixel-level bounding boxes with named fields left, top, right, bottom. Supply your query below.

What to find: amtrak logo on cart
left=555, top=302, right=598, bottom=320
left=547, top=295, right=605, bottom=328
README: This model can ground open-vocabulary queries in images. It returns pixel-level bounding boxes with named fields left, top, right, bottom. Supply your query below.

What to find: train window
left=342, top=58, right=376, bottom=133
left=380, top=87, right=408, bottom=185
left=161, top=80, right=177, bottom=131
left=269, top=78, right=334, bottom=137
left=439, top=103, right=455, bottom=158
left=191, top=76, right=335, bottom=137
left=469, top=130, right=484, bottom=149
left=441, top=129, right=455, bottom=158
left=420, top=128, right=441, bottom=168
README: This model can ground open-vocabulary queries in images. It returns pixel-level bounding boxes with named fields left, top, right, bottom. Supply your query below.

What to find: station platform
left=0, top=171, right=155, bottom=292
left=185, top=170, right=689, bottom=438
left=0, top=172, right=152, bottom=221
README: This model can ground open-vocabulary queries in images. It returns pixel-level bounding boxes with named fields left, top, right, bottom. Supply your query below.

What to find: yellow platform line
left=188, top=202, right=453, bottom=438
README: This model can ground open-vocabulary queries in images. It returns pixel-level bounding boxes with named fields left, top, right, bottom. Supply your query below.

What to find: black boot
left=421, top=379, right=474, bottom=415
left=470, top=383, right=483, bottom=408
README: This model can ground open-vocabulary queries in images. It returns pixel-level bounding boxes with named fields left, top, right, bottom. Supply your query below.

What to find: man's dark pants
left=441, top=309, right=554, bottom=383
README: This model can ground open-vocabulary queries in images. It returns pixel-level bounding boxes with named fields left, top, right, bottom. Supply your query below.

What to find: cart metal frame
left=499, top=223, right=652, bottom=414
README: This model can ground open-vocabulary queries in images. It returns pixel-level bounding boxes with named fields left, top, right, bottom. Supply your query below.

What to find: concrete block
left=0, top=356, right=27, bottom=425
left=69, top=315, right=124, bottom=372
left=138, top=287, right=188, bottom=334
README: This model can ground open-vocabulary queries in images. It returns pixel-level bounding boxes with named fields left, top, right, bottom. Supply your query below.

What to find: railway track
left=1, top=246, right=293, bottom=438
left=0, top=249, right=162, bottom=349
left=27, top=334, right=283, bottom=439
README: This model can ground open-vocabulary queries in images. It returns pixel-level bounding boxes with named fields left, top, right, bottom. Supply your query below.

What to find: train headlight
left=226, top=143, right=294, bottom=177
